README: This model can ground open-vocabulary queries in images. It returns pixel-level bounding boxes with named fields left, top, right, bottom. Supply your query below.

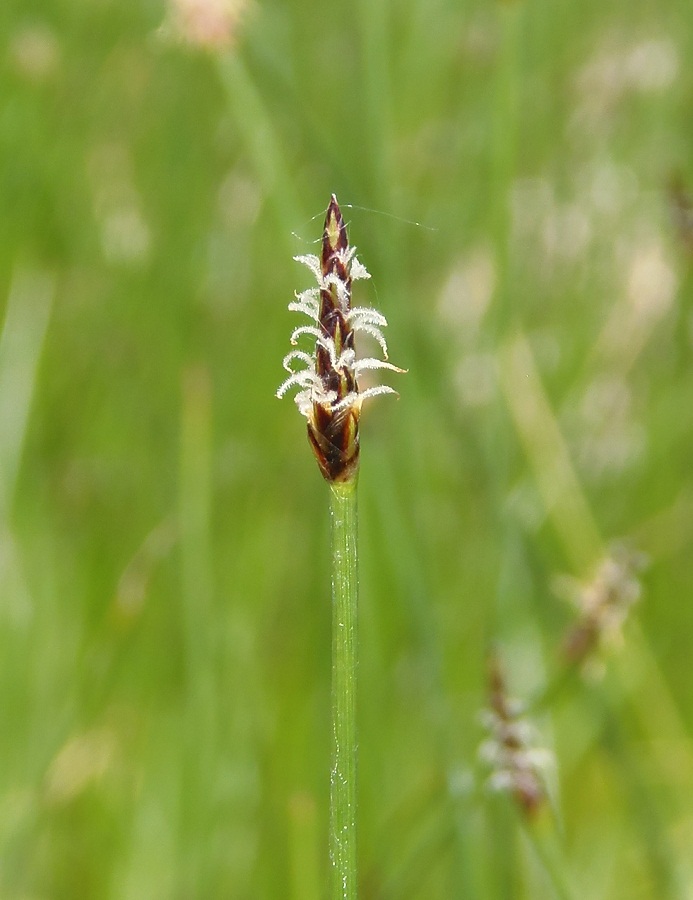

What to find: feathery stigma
left=278, top=194, right=404, bottom=482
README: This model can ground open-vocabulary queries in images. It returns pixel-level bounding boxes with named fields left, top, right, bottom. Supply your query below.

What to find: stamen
left=347, top=308, right=388, bottom=327
left=350, top=258, right=370, bottom=281
left=288, top=289, right=320, bottom=319
left=330, top=391, right=362, bottom=414
left=353, top=358, right=407, bottom=375
left=282, top=350, right=315, bottom=373
left=290, top=324, right=326, bottom=345
left=357, top=385, right=399, bottom=402
left=276, top=369, right=322, bottom=398
left=335, top=348, right=357, bottom=370
left=293, top=253, right=322, bottom=283
left=350, top=322, right=389, bottom=358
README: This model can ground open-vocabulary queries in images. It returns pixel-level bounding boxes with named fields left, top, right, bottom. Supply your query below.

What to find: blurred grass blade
left=498, top=331, right=603, bottom=573
left=0, top=269, right=53, bottom=627
left=288, top=791, right=321, bottom=900
left=217, top=53, right=303, bottom=242
left=0, top=269, right=54, bottom=510
left=178, top=363, right=217, bottom=887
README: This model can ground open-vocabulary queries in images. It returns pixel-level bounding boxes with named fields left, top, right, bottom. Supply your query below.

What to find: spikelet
left=277, top=195, right=404, bottom=482
left=479, top=656, right=553, bottom=817
left=558, top=543, right=646, bottom=669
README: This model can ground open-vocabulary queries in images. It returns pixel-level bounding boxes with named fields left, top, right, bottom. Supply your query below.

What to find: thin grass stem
left=522, top=813, right=576, bottom=900
left=329, top=480, right=359, bottom=899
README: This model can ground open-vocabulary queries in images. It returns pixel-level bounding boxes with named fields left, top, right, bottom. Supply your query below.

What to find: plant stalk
left=329, top=479, right=359, bottom=899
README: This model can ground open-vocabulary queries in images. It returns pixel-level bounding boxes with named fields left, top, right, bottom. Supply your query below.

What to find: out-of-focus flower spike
left=479, top=655, right=552, bottom=818
left=559, top=542, right=647, bottom=669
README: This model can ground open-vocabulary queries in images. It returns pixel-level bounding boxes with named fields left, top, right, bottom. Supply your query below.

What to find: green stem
left=329, top=480, right=359, bottom=899
left=523, top=814, right=576, bottom=900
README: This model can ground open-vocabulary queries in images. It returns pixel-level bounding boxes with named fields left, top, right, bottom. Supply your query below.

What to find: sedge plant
left=277, top=195, right=404, bottom=897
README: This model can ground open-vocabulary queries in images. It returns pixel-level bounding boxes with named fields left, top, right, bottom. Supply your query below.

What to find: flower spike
left=277, top=194, right=404, bottom=482
left=479, top=655, right=552, bottom=817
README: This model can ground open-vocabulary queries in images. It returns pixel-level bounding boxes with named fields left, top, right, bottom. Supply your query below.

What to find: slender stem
left=329, top=479, right=359, bottom=899
left=178, top=366, right=216, bottom=888
left=523, top=814, right=576, bottom=900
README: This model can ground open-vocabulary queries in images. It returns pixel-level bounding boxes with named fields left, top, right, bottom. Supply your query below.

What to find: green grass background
left=2, top=0, right=693, bottom=896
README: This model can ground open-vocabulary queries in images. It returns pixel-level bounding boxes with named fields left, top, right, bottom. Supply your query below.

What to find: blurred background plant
left=2, top=0, right=693, bottom=896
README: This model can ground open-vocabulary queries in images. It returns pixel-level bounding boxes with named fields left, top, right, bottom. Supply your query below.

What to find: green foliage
left=2, top=0, right=693, bottom=895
